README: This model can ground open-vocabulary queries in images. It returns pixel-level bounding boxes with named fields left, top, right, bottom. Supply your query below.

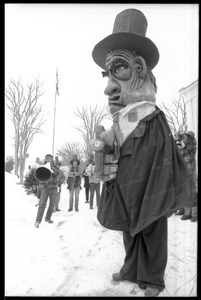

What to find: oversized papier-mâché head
left=92, top=9, right=159, bottom=115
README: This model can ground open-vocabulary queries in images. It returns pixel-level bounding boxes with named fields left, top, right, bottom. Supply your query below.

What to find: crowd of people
left=33, top=132, right=197, bottom=230
left=33, top=153, right=101, bottom=228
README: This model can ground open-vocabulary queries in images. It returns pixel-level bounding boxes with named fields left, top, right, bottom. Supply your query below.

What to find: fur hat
left=45, top=154, right=53, bottom=159
left=70, top=159, right=80, bottom=165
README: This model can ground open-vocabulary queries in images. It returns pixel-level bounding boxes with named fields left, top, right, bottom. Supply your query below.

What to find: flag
left=56, top=68, right=59, bottom=96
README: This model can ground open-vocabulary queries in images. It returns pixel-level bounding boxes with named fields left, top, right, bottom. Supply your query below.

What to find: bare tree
left=73, top=104, right=110, bottom=157
left=159, top=95, right=188, bottom=135
left=56, top=142, right=85, bottom=166
left=5, top=77, right=46, bottom=183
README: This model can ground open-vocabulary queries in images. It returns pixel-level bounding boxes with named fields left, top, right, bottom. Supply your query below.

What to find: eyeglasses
left=102, top=59, right=132, bottom=80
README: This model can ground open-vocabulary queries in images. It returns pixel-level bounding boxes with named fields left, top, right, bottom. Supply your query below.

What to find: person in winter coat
left=85, top=158, right=101, bottom=209
left=175, top=131, right=197, bottom=222
left=54, top=162, right=66, bottom=212
left=91, top=8, right=197, bottom=297
left=34, top=154, right=60, bottom=228
left=82, top=163, right=90, bottom=203
left=67, top=158, right=82, bottom=212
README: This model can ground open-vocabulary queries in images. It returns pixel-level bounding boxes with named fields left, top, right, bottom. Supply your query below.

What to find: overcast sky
left=5, top=3, right=199, bottom=161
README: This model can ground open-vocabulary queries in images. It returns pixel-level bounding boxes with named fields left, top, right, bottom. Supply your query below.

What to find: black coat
left=82, top=169, right=90, bottom=188
left=97, top=108, right=197, bottom=237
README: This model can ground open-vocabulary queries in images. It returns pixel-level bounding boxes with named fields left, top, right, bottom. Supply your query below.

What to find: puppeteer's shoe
left=68, top=208, right=73, bottom=212
left=55, top=208, right=61, bottom=211
left=112, top=272, right=125, bottom=282
left=145, top=287, right=160, bottom=297
left=191, top=216, right=197, bottom=222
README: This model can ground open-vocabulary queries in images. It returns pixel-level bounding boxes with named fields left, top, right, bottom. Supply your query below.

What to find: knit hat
left=185, top=132, right=196, bottom=145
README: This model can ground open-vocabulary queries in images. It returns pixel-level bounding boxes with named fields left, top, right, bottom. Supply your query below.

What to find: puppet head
left=92, top=9, right=159, bottom=115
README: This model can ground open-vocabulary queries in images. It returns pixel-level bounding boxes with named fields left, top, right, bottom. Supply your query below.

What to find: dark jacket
left=179, top=133, right=197, bottom=175
left=67, top=165, right=81, bottom=190
left=97, top=108, right=197, bottom=237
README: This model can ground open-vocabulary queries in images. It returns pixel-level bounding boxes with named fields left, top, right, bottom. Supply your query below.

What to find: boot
left=45, top=219, right=53, bottom=223
left=112, top=272, right=125, bottom=281
left=145, top=287, right=160, bottom=297
left=34, top=222, right=40, bottom=228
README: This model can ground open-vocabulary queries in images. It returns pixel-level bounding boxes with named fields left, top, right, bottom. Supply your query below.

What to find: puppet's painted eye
left=113, top=62, right=128, bottom=73
left=111, top=61, right=131, bottom=80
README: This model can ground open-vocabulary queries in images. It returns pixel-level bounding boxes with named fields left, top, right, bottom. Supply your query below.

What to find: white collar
left=118, top=100, right=156, bottom=117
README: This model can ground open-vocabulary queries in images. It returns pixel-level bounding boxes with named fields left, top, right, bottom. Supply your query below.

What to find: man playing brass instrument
left=34, top=154, right=59, bottom=228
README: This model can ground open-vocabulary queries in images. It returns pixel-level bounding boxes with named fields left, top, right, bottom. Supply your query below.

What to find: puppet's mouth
left=108, top=96, right=125, bottom=114
left=108, top=96, right=123, bottom=109
left=109, top=96, right=125, bottom=109
left=109, top=95, right=120, bottom=103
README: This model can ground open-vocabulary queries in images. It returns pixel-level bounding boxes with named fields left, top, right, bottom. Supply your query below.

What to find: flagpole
left=52, top=90, right=57, bottom=157
left=52, top=68, right=59, bottom=157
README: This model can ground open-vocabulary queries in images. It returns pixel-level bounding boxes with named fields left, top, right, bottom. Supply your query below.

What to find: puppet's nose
left=104, top=77, right=120, bottom=96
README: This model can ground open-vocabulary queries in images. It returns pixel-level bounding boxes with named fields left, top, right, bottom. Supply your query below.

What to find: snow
left=5, top=172, right=197, bottom=296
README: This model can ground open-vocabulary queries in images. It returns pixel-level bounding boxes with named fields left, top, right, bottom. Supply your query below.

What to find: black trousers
left=85, top=187, right=89, bottom=201
left=120, top=217, right=167, bottom=291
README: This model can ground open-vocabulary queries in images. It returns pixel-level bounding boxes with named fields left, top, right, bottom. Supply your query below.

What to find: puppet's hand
left=93, top=128, right=119, bottom=182
left=102, top=154, right=118, bottom=181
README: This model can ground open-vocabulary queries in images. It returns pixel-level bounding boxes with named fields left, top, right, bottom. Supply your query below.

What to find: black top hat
left=92, top=9, right=159, bottom=70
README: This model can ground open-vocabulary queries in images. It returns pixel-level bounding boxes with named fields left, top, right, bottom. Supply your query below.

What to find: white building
left=178, top=79, right=198, bottom=141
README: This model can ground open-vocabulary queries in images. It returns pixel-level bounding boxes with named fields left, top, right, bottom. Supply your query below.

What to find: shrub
left=23, top=167, right=39, bottom=195
left=5, top=156, right=15, bottom=173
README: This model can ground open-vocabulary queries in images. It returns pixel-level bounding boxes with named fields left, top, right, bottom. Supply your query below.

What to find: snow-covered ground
left=5, top=172, right=197, bottom=297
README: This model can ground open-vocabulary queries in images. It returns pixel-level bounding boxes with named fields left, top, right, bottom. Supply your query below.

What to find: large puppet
left=92, top=9, right=196, bottom=297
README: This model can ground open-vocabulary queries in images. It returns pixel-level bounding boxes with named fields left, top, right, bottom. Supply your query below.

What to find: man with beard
left=91, top=8, right=196, bottom=297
